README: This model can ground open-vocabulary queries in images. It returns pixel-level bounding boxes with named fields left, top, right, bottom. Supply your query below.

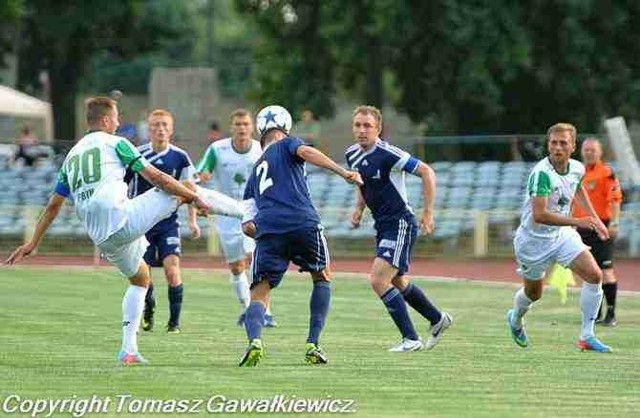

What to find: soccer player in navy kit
left=125, top=109, right=200, bottom=333
left=238, top=105, right=362, bottom=366
left=346, top=105, right=452, bottom=352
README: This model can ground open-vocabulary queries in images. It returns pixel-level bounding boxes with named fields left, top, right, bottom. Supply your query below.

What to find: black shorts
left=578, top=226, right=614, bottom=270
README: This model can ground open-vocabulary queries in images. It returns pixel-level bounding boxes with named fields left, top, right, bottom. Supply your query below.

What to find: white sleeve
left=180, top=163, right=199, bottom=183
left=242, top=198, right=258, bottom=224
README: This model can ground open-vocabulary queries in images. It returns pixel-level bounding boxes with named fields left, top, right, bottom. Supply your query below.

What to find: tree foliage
left=239, top=0, right=640, bottom=134
left=236, top=0, right=335, bottom=119
left=16, top=0, right=195, bottom=140
left=0, top=0, right=22, bottom=74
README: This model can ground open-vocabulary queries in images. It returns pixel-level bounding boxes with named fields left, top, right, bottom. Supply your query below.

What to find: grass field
left=1, top=266, right=639, bottom=418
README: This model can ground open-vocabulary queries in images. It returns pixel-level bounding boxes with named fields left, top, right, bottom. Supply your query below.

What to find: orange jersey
left=574, top=161, right=623, bottom=221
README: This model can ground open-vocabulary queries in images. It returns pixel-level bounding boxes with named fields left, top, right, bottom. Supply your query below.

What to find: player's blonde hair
left=547, top=123, right=577, bottom=144
left=85, top=97, right=117, bottom=124
left=229, top=108, right=252, bottom=123
left=353, top=105, right=383, bottom=128
left=148, top=109, right=174, bottom=122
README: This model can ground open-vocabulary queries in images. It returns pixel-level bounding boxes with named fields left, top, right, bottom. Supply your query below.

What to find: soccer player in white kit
left=507, top=123, right=612, bottom=352
left=198, top=109, right=277, bottom=326
left=5, top=97, right=243, bottom=365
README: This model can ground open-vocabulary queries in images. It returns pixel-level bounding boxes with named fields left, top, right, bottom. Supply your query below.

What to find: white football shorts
left=98, top=188, right=180, bottom=277
left=215, top=215, right=255, bottom=264
left=513, top=226, right=588, bottom=281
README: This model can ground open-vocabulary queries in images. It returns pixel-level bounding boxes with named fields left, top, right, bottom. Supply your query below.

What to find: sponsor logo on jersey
left=378, top=239, right=397, bottom=249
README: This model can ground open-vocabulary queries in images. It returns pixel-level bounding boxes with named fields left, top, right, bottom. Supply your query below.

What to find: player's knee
left=129, top=263, right=151, bottom=288
left=311, top=270, right=331, bottom=283
left=524, top=281, right=543, bottom=301
left=368, top=273, right=390, bottom=295
left=229, top=260, right=245, bottom=275
left=391, top=275, right=408, bottom=291
left=166, top=270, right=181, bottom=286
left=583, top=267, right=603, bottom=285
left=250, top=279, right=271, bottom=302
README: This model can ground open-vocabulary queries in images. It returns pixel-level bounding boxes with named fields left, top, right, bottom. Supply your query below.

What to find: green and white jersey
left=519, top=157, right=585, bottom=238
left=55, top=131, right=148, bottom=244
left=197, top=138, right=262, bottom=200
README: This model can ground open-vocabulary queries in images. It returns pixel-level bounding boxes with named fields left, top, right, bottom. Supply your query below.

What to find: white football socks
left=231, top=272, right=251, bottom=308
left=196, top=185, right=243, bottom=219
left=580, top=281, right=603, bottom=340
left=121, top=285, right=147, bottom=354
left=512, top=288, right=533, bottom=328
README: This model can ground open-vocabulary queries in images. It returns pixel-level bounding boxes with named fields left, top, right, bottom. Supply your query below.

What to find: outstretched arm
left=296, top=145, right=363, bottom=185
left=138, top=165, right=210, bottom=214
left=4, top=193, right=65, bottom=265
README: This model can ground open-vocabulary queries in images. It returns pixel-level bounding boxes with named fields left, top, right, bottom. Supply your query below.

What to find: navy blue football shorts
left=251, top=226, right=329, bottom=288
left=375, top=215, right=418, bottom=276
left=143, top=225, right=182, bottom=267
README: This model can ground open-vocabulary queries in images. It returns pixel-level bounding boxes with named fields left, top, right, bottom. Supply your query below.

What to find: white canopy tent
left=0, top=84, right=53, bottom=140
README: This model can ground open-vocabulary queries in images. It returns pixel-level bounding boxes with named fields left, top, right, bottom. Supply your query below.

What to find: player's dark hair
left=260, top=128, right=284, bottom=148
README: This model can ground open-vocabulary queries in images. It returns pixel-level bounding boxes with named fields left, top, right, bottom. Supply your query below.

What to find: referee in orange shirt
left=574, top=138, right=623, bottom=326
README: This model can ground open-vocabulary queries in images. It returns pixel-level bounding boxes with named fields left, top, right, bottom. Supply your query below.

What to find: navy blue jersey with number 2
left=243, top=137, right=320, bottom=237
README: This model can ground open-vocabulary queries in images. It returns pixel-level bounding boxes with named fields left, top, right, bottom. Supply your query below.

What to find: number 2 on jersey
left=256, top=160, right=273, bottom=194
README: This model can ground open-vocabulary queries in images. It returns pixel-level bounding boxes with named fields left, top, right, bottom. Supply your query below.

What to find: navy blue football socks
left=308, top=281, right=331, bottom=345
left=245, top=301, right=266, bottom=341
left=145, top=282, right=156, bottom=310
left=381, top=287, right=419, bottom=340
left=401, top=282, right=442, bottom=325
left=168, top=284, right=183, bottom=327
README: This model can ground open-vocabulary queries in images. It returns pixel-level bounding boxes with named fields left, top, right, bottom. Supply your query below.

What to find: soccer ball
left=256, top=105, right=293, bottom=136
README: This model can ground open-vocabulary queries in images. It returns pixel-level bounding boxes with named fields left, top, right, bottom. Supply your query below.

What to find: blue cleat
left=264, top=313, right=278, bottom=328
left=507, top=309, right=529, bottom=348
left=576, top=337, right=612, bottom=353
left=117, top=351, right=148, bottom=365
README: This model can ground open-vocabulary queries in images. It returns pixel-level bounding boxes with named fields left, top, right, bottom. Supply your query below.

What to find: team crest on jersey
left=234, top=172, right=246, bottom=185
left=557, top=195, right=570, bottom=208
left=587, top=180, right=596, bottom=190
left=361, top=160, right=369, bottom=166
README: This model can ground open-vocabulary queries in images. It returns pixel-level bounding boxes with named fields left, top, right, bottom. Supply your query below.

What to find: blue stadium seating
left=2, top=160, right=640, bottom=251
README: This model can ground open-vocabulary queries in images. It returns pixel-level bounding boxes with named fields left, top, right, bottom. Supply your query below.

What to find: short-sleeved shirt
left=573, top=161, right=623, bottom=222
left=54, top=131, right=149, bottom=244
left=243, top=137, right=320, bottom=238
left=519, top=157, right=585, bottom=238
left=344, top=139, right=420, bottom=224
left=197, top=138, right=262, bottom=200
left=125, top=142, right=198, bottom=233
